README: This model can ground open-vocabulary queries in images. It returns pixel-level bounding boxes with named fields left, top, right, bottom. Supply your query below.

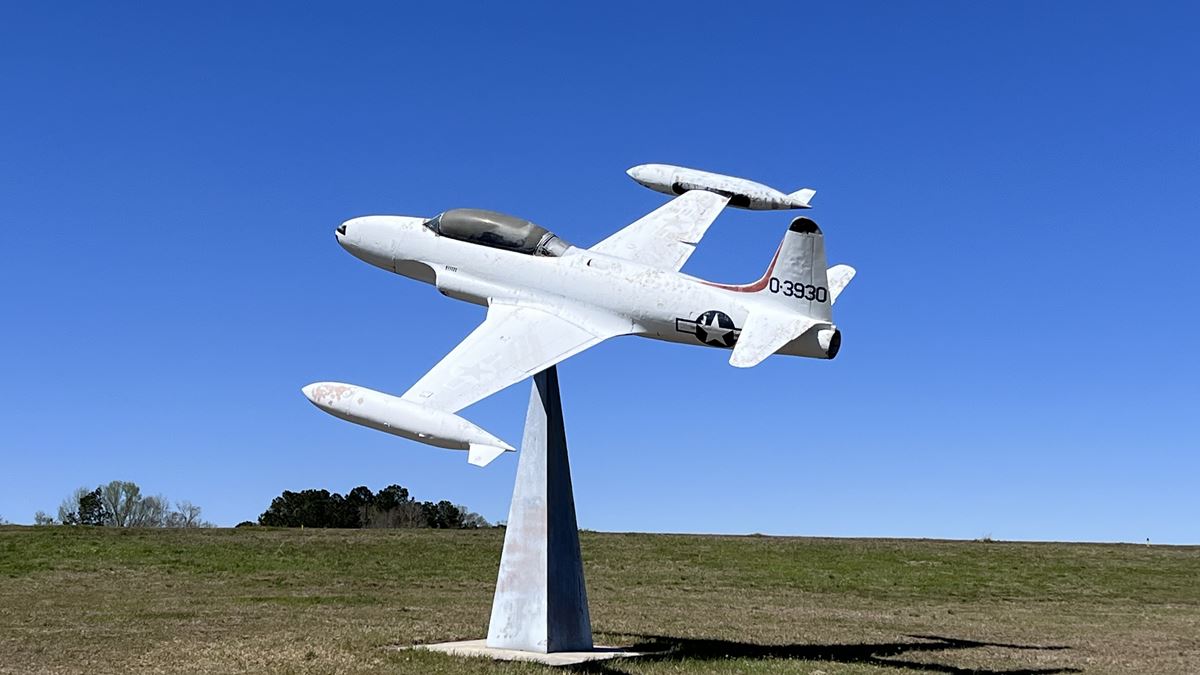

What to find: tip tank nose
left=627, top=164, right=657, bottom=181
left=301, top=382, right=355, bottom=408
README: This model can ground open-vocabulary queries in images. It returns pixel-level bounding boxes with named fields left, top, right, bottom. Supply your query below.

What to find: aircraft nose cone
left=301, top=383, right=320, bottom=403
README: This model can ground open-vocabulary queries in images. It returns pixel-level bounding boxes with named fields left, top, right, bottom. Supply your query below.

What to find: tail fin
left=826, top=264, right=856, bottom=304
left=788, top=188, right=816, bottom=207
left=756, top=217, right=832, bottom=321
left=722, top=217, right=852, bottom=367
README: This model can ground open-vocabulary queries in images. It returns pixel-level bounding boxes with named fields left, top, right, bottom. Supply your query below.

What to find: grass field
left=0, top=526, right=1196, bottom=674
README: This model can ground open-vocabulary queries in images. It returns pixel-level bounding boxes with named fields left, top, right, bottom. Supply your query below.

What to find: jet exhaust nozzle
left=301, top=382, right=514, bottom=466
left=817, top=328, right=842, bottom=360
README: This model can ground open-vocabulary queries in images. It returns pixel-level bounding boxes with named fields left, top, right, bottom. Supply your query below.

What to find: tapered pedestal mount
left=412, top=367, right=645, bottom=666
left=486, top=366, right=592, bottom=652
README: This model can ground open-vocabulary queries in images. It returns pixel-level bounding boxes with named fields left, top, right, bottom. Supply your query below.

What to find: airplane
left=303, top=166, right=855, bottom=467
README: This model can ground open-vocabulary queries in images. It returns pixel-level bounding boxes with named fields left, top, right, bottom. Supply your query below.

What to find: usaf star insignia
left=675, top=310, right=741, bottom=348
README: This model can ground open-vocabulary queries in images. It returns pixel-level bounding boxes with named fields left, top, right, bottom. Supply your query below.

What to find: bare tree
left=100, top=482, right=175, bottom=527
left=363, top=500, right=427, bottom=528
left=396, top=500, right=428, bottom=527
left=165, top=501, right=205, bottom=528
left=177, top=499, right=201, bottom=526
left=101, top=481, right=143, bottom=527
left=134, top=495, right=169, bottom=527
left=33, top=511, right=54, bottom=526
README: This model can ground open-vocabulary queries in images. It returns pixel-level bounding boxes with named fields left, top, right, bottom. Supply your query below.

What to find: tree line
left=2, top=481, right=489, bottom=530
left=38, top=480, right=213, bottom=528
left=255, top=484, right=489, bottom=529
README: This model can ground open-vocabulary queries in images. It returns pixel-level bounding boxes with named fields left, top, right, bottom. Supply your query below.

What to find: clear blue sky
left=2, top=3, right=1197, bottom=542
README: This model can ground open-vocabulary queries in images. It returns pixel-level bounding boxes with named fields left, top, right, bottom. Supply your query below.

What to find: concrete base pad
left=408, top=639, right=651, bottom=666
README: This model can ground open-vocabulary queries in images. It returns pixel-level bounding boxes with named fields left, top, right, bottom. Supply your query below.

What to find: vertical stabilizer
left=758, top=217, right=832, bottom=321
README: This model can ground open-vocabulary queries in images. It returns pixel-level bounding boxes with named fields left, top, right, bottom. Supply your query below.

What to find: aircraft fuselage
left=337, top=215, right=832, bottom=360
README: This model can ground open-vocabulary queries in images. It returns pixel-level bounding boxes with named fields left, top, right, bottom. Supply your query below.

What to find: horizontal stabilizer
left=468, top=443, right=512, bottom=467
left=827, top=264, right=856, bottom=304
left=729, top=310, right=818, bottom=368
left=788, top=188, right=816, bottom=207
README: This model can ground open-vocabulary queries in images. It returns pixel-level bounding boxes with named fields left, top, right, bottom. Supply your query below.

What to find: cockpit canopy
left=425, top=208, right=572, bottom=257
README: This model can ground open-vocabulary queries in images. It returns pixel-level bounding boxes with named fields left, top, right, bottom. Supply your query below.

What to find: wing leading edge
left=401, top=302, right=629, bottom=414
left=589, top=190, right=730, bottom=271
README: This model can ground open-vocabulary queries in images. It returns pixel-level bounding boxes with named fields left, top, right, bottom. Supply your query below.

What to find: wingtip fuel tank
left=301, top=382, right=514, bottom=467
left=627, top=163, right=815, bottom=210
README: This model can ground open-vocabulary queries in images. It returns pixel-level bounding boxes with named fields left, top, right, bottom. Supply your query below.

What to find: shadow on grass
left=569, top=633, right=1081, bottom=674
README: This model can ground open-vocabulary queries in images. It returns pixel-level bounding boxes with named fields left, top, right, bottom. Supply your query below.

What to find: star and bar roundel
left=675, top=310, right=741, bottom=348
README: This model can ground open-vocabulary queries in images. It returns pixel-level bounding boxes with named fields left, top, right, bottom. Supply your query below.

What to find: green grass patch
left=0, top=526, right=1196, bottom=674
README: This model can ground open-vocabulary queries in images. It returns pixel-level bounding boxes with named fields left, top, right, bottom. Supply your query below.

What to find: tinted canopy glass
left=426, top=209, right=570, bottom=256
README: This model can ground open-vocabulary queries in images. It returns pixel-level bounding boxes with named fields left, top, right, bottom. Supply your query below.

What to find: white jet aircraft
left=304, top=169, right=855, bottom=466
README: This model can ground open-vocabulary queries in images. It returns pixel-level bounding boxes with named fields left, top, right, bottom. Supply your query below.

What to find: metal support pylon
left=486, top=366, right=592, bottom=653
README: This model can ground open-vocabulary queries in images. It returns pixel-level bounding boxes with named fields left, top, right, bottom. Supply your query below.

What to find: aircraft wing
left=589, top=190, right=730, bottom=271
left=401, top=301, right=629, bottom=413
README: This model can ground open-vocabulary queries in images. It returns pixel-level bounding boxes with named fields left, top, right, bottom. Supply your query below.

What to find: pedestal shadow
left=568, top=633, right=1081, bottom=675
